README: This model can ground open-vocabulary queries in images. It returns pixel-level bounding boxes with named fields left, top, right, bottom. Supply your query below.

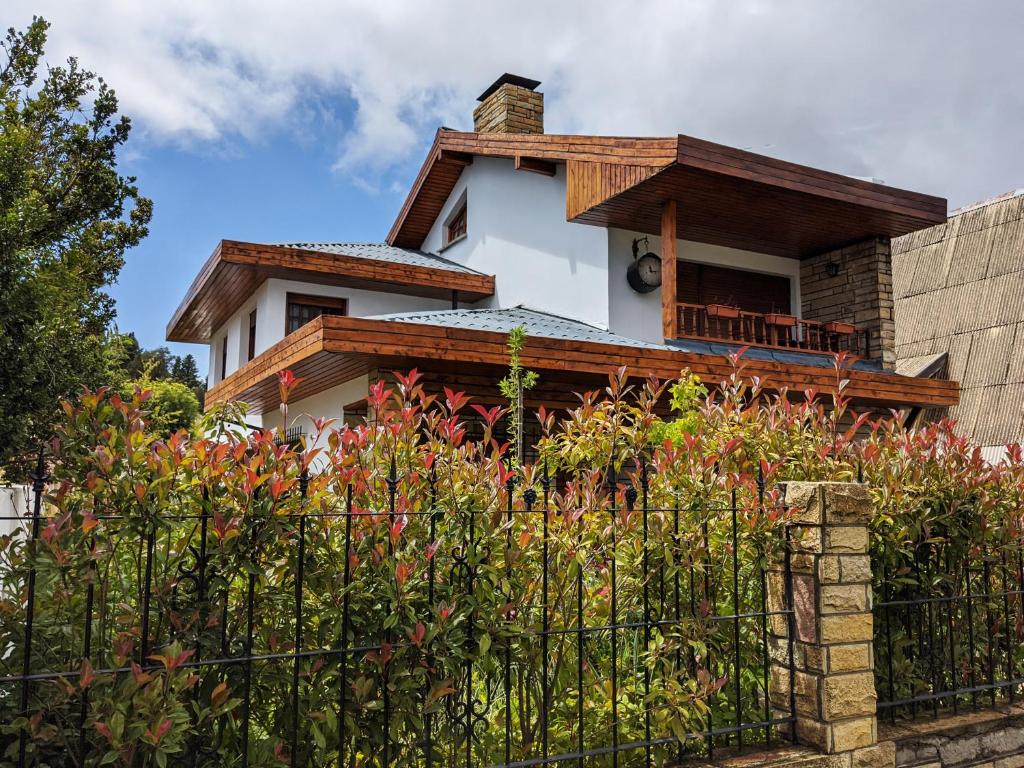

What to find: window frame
left=219, top=335, right=228, bottom=382
left=442, top=190, right=468, bottom=249
left=285, top=293, right=348, bottom=335
left=247, top=308, right=258, bottom=362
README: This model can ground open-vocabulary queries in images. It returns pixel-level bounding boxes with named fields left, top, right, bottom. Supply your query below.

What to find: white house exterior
left=167, top=74, right=959, bottom=446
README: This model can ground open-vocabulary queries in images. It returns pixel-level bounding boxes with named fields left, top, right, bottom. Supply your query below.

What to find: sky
left=8, top=0, right=1024, bottom=376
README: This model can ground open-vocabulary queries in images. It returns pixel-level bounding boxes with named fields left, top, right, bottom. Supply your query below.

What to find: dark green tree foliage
left=0, top=18, right=152, bottom=478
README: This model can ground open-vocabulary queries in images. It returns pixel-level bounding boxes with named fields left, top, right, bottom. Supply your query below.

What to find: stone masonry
left=801, top=238, right=896, bottom=371
left=768, top=482, right=895, bottom=768
left=882, top=704, right=1024, bottom=768
left=473, top=82, right=544, bottom=134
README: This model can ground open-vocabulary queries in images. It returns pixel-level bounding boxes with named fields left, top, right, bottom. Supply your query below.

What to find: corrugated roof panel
left=894, top=191, right=1024, bottom=450
left=987, top=218, right=1024, bottom=278
left=944, top=333, right=975, bottom=384
left=274, top=242, right=486, bottom=276
left=946, top=227, right=994, bottom=287
left=960, top=326, right=1012, bottom=388
left=1005, top=323, right=1024, bottom=385
left=366, top=306, right=666, bottom=349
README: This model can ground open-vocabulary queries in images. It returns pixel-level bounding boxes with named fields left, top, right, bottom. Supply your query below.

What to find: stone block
left=940, top=736, right=980, bottom=765
left=829, top=643, right=871, bottom=672
left=801, top=642, right=827, bottom=674
left=797, top=717, right=832, bottom=751
left=787, top=483, right=824, bottom=524
left=851, top=740, right=895, bottom=768
left=820, top=556, right=842, bottom=583
left=983, top=726, right=1024, bottom=755
left=825, top=526, right=870, bottom=554
left=840, top=555, right=872, bottom=583
left=793, top=525, right=824, bottom=554
left=821, top=484, right=872, bottom=524
left=794, top=574, right=818, bottom=642
left=821, top=614, right=873, bottom=644
left=823, top=672, right=876, bottom=719
left=793, top=668, right=821, bottom=717
left=832, top=716, right=876, bottom=751
left=821, top=584, right=870, bottom=614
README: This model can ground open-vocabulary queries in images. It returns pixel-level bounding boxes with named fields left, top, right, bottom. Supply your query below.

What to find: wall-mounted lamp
left=826, top=261, right=841, bottom=278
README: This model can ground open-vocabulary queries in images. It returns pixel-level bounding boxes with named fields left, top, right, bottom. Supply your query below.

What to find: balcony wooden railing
left=676, top=303, right=871, bottom=357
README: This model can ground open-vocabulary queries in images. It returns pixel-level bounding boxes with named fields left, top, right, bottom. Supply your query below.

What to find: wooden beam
left=206, top=314, right=962, bottom=412
left=661, top=199, right=678, bottom=340
left=438, top=149, right=474, bottom=166
left=515, top=155, right=557, bottom=177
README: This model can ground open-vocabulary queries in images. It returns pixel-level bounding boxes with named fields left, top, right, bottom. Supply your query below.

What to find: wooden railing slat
left=675, top=303, right=869, bottom=358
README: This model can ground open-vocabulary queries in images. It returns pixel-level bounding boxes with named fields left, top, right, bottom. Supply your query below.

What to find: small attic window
left=444, top=192, right=468, bottom=247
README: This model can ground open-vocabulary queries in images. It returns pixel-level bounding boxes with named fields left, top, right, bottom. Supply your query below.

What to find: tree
left=133, top=378, right=200, bottom=434
left=0, top=17, right=152, bottom=477
left=171, top=354, right=201, bottom=389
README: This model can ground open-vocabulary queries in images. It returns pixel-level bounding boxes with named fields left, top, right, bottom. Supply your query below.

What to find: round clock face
left=627, top=253, right=662, bottom=293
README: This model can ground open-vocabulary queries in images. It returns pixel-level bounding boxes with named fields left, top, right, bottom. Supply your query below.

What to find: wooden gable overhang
left=167, top=240, right=495, bottom=343
left=205, top=314, right=961, bottom=414
left=386, top=130, right=946, bottom=259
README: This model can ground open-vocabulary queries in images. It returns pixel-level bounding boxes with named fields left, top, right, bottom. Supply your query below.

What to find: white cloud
left=9, top=0, right=1024, bottom=206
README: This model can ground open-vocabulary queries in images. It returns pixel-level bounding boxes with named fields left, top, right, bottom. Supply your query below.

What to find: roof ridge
left=950, top=188, right=1024, bottom=216
left=266, top=241, right=488, bottom=276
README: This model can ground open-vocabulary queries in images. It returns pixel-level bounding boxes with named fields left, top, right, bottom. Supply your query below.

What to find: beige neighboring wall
left=893, top=190, right=1024, bottom=455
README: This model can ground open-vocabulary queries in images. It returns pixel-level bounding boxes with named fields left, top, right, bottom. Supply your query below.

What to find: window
left=677, top=262, right=792, bottom=315
left=219, top=336, right=228, bottom=381
left=247, top=309, right=257, bottom=361
left=285, top=294, right=348, bottom=334
left=441, top=189, right=468, bottom=248
left=446, top=202, right=467, bottom=244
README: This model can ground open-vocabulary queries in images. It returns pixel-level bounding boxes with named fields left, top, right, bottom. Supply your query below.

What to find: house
left=167, top=73, right=960, bottom=445
left=893, top=189, right=1024, bottom=461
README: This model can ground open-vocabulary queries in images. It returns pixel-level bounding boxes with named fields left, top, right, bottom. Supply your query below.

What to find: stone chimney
left=473, top=74, right=543, bottom=134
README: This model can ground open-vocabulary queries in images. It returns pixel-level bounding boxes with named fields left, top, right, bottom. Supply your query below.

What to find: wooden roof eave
left=167, top=239, right=495, bottom=343
left=206, top=314, right=961, bottom=414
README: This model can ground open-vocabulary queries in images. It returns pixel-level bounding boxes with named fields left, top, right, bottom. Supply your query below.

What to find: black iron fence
left=0, top=455, right=795, bottom=767
left=874, top=537, right=1024, bottom=721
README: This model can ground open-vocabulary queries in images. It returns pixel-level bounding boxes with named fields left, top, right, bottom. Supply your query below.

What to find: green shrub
left=1, top=357, right=1022, bottom=765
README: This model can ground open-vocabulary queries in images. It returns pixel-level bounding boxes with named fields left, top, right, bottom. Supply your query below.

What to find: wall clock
left=627, top=237, right=662, bottom=294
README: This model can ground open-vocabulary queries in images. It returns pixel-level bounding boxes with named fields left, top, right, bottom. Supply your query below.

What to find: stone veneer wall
left=801, top=237, right=896, bottom=370
left=472, top=83, right=544, bottom=134
left=883, top=705, right=1024, bottom=768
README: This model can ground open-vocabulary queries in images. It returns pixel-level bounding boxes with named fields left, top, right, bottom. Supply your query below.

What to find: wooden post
left=660, top=199, right=678, bottom=341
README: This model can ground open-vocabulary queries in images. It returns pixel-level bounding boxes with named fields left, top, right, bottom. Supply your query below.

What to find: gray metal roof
left=666, top=338, right=885, bottom=372
left=275, top=242, right=485, bottom=276
left=368, top=307, right=916, bottom=376
left=366, top=306, right=665, bottom=349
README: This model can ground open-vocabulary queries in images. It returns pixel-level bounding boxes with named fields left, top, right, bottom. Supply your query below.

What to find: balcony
left=676, top=303, right=870, bottom=357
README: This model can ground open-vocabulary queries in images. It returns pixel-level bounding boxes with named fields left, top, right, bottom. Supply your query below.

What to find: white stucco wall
left=199, top=157, right=803, bottom=391
left=260, top=375, right=369, bottom=467
left=421, top=157, right=611, bottom=328
left=1, top=485, right=31, bottom=537
left=206, top=279, right=450, bottom=387
left=607, top=228, right=803, bottom=343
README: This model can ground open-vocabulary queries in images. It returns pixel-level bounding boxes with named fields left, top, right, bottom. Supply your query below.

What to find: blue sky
left=115, top=119, right=420, bottom=369
left=11, top=1, right=1024, bottom=377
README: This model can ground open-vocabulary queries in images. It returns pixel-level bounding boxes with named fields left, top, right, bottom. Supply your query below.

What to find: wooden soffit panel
left=568, top=136, right=947, bottom=258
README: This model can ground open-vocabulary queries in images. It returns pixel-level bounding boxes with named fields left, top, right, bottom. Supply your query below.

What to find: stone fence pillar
left=769, top=482, right=894, bottom=768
